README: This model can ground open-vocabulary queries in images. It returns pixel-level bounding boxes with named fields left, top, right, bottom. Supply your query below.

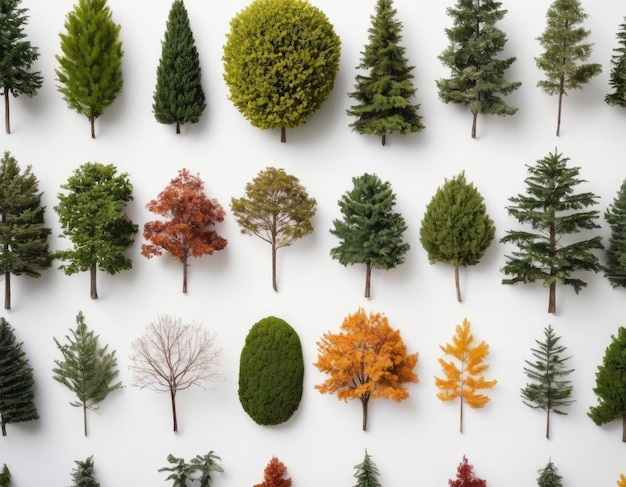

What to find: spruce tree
left=436, top=0, right=520, bottom=138
left=153, top=0, right=206, bottom=134
left=535, top=0, right=602, bottom=136
left=353, top=450, right=381, bottom=487
left=500, top=149, right=603, bottom=314
left=419, top=171, right=495, bottom=302
left=537, top=459, right=563, bottom=487
left=0, top=465, right=9, bottom=487
left=606, top=18, right=626, bottom=107
left=69, top=456, right=99, bottom=487
left=347, top=0, right=424, bottom=146
left=604, top=178, right=626, bottom=288
left=0, top=318, right=38, bottom=436
left=0, top=0, right=43, bottom=134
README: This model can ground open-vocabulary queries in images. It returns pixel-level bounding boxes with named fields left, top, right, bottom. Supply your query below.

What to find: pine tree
left=419, top=171, right=495, bottom=302
left=69, top=456, right=99, bottom=487
left=347, top=0, right=424, bottom=146
left=537, top=459, right=563, bottom=487
left=521, top=325, right=574, bottom=439
left=500, top=149, right=603, bottom=314
left=535, top=0, right=602, bottom=136
left=353, top=450, right=381, bottom=487
left=604, top=178, right=626, bottom=288
left=0, top=465, right=9, bottom=487
left=153, top=0, right=205, bottom=134
left=606, top=18, right=626, bottom=107
left=437, top=0, right=520, bottom=138
left=0, top=318, right=38, bottom=436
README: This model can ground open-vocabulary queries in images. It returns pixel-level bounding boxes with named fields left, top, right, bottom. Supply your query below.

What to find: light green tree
left=159, top=452, right=223, bottom=487
left=606, top=18, right=626, bottom=107
left=353, top=450, right=381, bottom=487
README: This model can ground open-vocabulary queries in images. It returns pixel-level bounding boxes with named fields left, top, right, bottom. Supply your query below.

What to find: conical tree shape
left=0, top=465, right=10, bottom=487
left=604, top=178, right=626, bottom=288
left=353, top=450, right=381, bottom=487
left=606, top=18, right=626, bottom=107
left=537, top=459, right=563, bottom=487
left=254, top=456, right=292, bottom=487
left=448, top=455, right=486, bottom=487
left=69, top=456, right=99, bottom=487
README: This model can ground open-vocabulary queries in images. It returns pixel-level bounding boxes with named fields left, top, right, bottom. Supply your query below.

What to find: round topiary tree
left=238, top=316, right=304, bottom=425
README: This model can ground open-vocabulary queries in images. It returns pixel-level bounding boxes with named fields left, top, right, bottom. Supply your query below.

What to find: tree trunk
left=4, top=271, right=10, bottom=310
left=83, top=403, right=88, bottom=437
left=176, top=121, right=181, bottom=134
left=455, top=264, right=461, bottom=302
left=361, top=396, right=369, bottom=431
left=1, top=420, right=6, bottom=436
left=622, top=414, right=626, bottom=442
left=381, top=133, right=386, bottom=146
left=90, top=263, right=98, bottom=299
left=364, top=262, right=372, bottom=298
left=4, top=90, right=10, bottom=135
left=548, top=282, right=556, bottom=314
left=90, top=115, right=96, bottom=139
left=171, top=389, right=178, bottom=432
left=281, top=127, right=286, bottom=143
left=546, top=408, right=550, bottom=440
left=459, top=394, right=464, bottom=434
left=471, top=111, right=478, bottom=139
left=548, top=222, right=556, bottom=313
left=556, top=86, right=564, bottom=137
left=182, top=254, right=188, bottom=293
left=272, top=243, right=278, bottom=292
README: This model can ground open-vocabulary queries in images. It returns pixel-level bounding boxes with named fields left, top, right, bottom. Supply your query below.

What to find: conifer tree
left=0, top=465, right=9, bottom=487
left=419, top=171, right=495, bottom=302
left=0, top=0, right=43, bottom=134
left=68, top=456, right=99, bottom=487
left=0, top=318, right=38, bottom=436
left=535, top=0, right=602, bottom=136
left=606, top=18, right=626, bottom=107
left=353, top=450, right=381, bottom=487
left=604, top=178, right=626, bottom=288
left=436, top=0, right=520, bottom=138
left=153, top=0, right=205, bottom=134
left=500, top=149, right=603, bottom=314
left=521, top=325, right=574, bottom=439
left=56, top=0, right=123, bottom=139
left=347, top=0, right=424, bottom=146
left=537, top=459, right=563, bottom=487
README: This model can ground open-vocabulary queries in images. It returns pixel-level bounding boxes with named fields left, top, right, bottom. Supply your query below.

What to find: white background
left=1, top=0, right=625, bottom=485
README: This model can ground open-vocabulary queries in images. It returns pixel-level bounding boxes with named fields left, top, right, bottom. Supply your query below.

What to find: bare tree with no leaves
left=129, top=315, right=223, bottom=432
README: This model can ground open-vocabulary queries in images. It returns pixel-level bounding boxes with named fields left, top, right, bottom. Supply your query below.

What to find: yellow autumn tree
left=618, top=473, right=626, bottom=487
left=314, top=307, right=418, bottom=431
left=435, top=318, right=496, bottom=433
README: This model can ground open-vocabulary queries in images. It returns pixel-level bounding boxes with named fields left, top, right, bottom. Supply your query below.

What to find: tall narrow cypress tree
left=606, top=18, right=626, bottom=108
left=604, top=178, right=626, bottom=288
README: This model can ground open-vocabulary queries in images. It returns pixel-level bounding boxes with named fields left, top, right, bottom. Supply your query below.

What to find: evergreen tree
left=436, top=0, right=520, bottom=139
left=0, top=318, right=38, bottom=436
left=419, top=171, right=495, bottom=302
left=535, top=0, right=602, bottom=136
left=347, top=0, right=424, bottom=146
left=52, top=311, right=123, bottom=436
left=68, top=456, right=99, bottom=487
left=606, top=18, right=626, bottom=107
left=537, top=459, right=563, bottom=487
left=153, top=0, right=206, bottom=134
left=353, top=450, right=381, bottom=487
left=330, top=173, right=409, bottom=298
left=521, top=325, right=574, bottom=439
left=500, top=149, right=603, bottom=314
left=55, top=0, right=123, bottom=139
left=0, top=0, right=43, bottom=134
left=0, top=465, right=9, bottom=487
left=604, top=178, right=626, bottom=288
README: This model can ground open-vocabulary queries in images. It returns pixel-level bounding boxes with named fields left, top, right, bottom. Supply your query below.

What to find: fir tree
left=604, top=178, right=626, bottom=288
left=537, top=459, right=563, bottom=487
left=353, top=450, right=381, bottom=487
left=0, top=465, right=9, bottom=487
left=436, top=0, right=520, bottom=139
left=606, top=18, right=626, bottom=107
left=500, top=149, right=603, bottom=314
left=69, top=456, right=99, bottom=487
left=153, top=0, right=206, bottom=134
left=0, top=318, right=38, bottom=436
left=347, top=0, right=424, bottom=146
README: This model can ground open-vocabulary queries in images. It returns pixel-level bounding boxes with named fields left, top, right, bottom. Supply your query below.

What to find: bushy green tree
left=347, top=0, right=424, bottom=146
left=56, top=0, right=123, bottom=139
left=604, top=178, right=626, bottom=288
left=353, top=450, right=381, bottom=487
left=223, top=0, right=341, bottom=143
left=537, top=459, right=563, bottom=487
left=0, top=465, right=9, bottom=487
left=606, top=18, right=626, bottom=107
left=68, top=456, right=99, bottom=487
left=159, top=452, right=223, bottom=487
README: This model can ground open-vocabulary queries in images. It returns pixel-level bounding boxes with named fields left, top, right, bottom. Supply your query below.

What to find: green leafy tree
left=521, top=325, right=574, bottom=439
left=223, top=0, right=341, bottom=143
left=55, top=162, right=138, bottom=299
left=500, top=149, right=603, bottom=314
left=68, top=456, right=99, bottom=487
left=606, top=18, right=626, bottom=107
left=436, top=0, right=520, bottom=139
left=0, top=0, right=43, bottom=134
left=537, top=459, right=563, bottom=487
left=56, top=0, right=123, bottom=139
left=0, top=151, right=53, bottom=310
left=347, top=0, right=424, bottom=146
left=153, top=0, right=206, bottom=134
left=159, top=452, right=223, bottom=487
left=52, top=311, right=123, bottom=436
left=330, top=173, right=409, bottom=298
left=353, top=450, right=381, bottom=487
left=0, top=465, right=9, bottom=487
left=230, top=167, right=316, bottom=292
left=535, top=0, right=602, bottom=136
left=604, top=178, right=626, bottom=288
left=419, top=171, right=495, bottom=302
left=0, top=318, right=38, bottom=436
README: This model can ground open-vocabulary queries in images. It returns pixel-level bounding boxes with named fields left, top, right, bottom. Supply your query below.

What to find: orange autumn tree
left=254, top=457, right=292, bottom=487
left=435, top=318, right=496, bottom=433
left=618, top=473, right=626, bottom=487
left=314, top=307, right=418, bottom=431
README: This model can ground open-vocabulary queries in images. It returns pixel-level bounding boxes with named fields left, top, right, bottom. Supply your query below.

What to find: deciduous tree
left=68, top=456, right=99, bottom=487
left=618, top=474, right=626, bottom=487
left=254, top=457, right=292, bottom=487
left=604, top=178, right=626, bottom=288
left=353, top=450, right=381, bottom=487
left=537, top=459, right=563, bottom=487
left=159, top=452, right=223, bottom=487
left=449, top=455, right=485, bottom=487
left=606, top=18, right=626, bottom=108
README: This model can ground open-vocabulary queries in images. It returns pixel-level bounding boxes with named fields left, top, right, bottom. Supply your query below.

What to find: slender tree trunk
left=548, top=282, right=556, bottom=314
left=90, top=263, right=98, bottom=299
left=364, top=262, right=372, bottom=298
left=4, top=271, right=10, bottom=310
left=381, top=133, right=386, bottom=146
left=176, top=121, right=181, bottom=134
left=459, top=394, right=464, bottom=434
left=455, top=264, right=461, bottom=302
left=471, top=111, right=478, bottom=139
left=171, top=389, right=178, bottom=432
left=361, top=396, right=369, bottom=431
left=622, top=414, right=626, bottom=442
left=1, top=420, right=6, bottom=436
left=90, top=115, right=96, bottom=139
left=182, top=254, right=188, bottom=293
left=272, top=243, right=278, bottom=292
left=548, top=222, right=556, bottom=313
left=556, top=80, right=565, bottom=136
left=4, top=91, right=10, bottom=135
left=546, top=409, right=550, bottom=440
left=83, top=403, right=88, bottom=436
left=281, top=127, right=286, bottom=143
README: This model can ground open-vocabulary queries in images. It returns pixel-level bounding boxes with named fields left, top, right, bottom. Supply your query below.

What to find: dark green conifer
left=604, top=178, right=626, bottom=287
left=68, top=456, right=99, bottom=487
left=606, top=18, right=626, bottom=107
left=353, top=450, right=381, bottom=487
left=0, top=464, right=9, bottom=487
left=537, top=459, right=563, bottom=487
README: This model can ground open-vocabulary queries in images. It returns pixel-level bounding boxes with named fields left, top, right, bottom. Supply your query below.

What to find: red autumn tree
left=141, top=168, right=227, bottom=293
left=254, top=457, right=292, bottom=487
left=449, top=455, right=486, bottom=487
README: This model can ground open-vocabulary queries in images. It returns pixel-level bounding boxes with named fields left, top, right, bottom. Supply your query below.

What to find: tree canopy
left=254, top=457, right=292, bottom=487
left=606, top=18, right=626, bottom=107
left=353, top=450, right=381, bottom=487
left=159, top=452, right=223, bottom=487
left=68, top=456, right=99, bottom=487
left=537, top=459, right=563, bottom=487
left=603, top=178, right=626, bottom=288
left=448, top=455, right=486, bottom=487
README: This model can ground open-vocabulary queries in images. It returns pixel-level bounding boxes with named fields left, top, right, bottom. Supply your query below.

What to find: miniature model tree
left=604, top=178, right=626, bottom=288
left=230, top=167, right=316, bottom=292
left=153, top=0, right=206, bottom=134
left=449, top=455, right=486, bottom=487
left=588, top=326, right=626, bottom=442
left=435, top=318, right=496, bottom=433
left=537, top=459, right=563, bottom=487
left=347, top=0, right=424, bottom=146
left=159, top=452, right=223, bottom=487
left=500, top=149, right=603, bottom=314
left=0, top=0, right=43, bottom=134
left=239, top=316, right=304, bottom=425
left=606, top=18, right=626, bottom=107
left=254, top=457, right=292, bottom=487
left=0, top=151, right=53, bottom=310
left=314, top=307, right=418, bottom=431
left=55, top=162, right=138, bottom=299
left=68, top=456, right=99, bottom=487
left=223, top=0, right=341, bottom=143
left=330, top=173, right=409, bottom=298
left=436, top=0, right=520, bottom=138
left=535, top=0, right=602, bottom=136
left=618, top=474, right=626, bottom=487
left=0, top=318, right=38, bottom=436
left=53, top=312, right=122, bottom=436
left=419, top=171, right=495, bottom=302
left=142, top=168, right=227, bottom=294
left=521, top=325, right=574, bottom=439
left=56, top=0, right=123, bottom=139
left=129, top=314, right=223, bottom=432
left=353, top=450, right=381, bottom=487
left=0, top=465, right=8, bottom=487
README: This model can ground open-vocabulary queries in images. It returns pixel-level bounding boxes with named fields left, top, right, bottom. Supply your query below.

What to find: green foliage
left=0, top=464, right=9, bottom=487
left=55, top=0, right=123, bottom=138
left=0, top=317, right=38, bottom=436
left=606, top=18, right=626, bottom=107
left=353, top=450, right=381, bottom=487
left=68, top=456, right=99, bottom=487
left=159, top=452, right=223, bottom=487
left=153, top=0, right=205, bottom=134
left=419, top=171, right=495, bottom=302
left=222, top=0, right=341, bottom=142
left=52, top=311, right=123, bottom=436
left=239, top=316, right=304, bottom=425
left=537, top=459, right=563, bottom=487
left=604, top=178, right=626, bottom=288
left=347, top=0, right=424, bottom=146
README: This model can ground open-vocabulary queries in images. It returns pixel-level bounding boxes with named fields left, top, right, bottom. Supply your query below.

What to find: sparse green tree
left=0, top=465, right=9, bottom=487
left=68, top=456, right=99, bottom=487
left=604, top=178, right=626, bottom=288
left=353, top=450, right=381, bottom=487
left=159, top=452, right=223, bottom=487
left=537, top=459, right=563, bottom=487
left=606, top=18, right=626, bottom=107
